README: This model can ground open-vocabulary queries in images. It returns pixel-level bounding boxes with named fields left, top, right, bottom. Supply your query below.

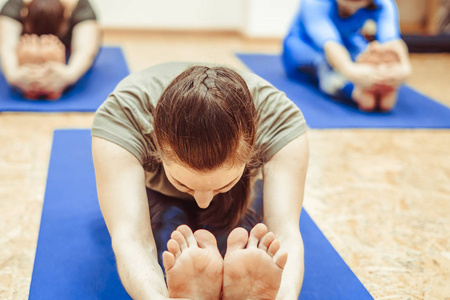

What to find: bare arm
left=381, top=39, right=411, bottom=85
left=324, top=41, right=386, bottom=88
left=93, top=137, right=176, bottom=300
left=324, top=39, right=411, bottom=88
left=263, top=133, right=309, bottom=300
left=0, top=16, right=24, bottom=84
left=65, top=20, right=101, bottom=83
left=41, top=20, right=101, bottom=94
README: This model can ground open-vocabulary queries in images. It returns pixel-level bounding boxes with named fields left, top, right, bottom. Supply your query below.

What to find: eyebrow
left=171, top=174, right=240, bottom=191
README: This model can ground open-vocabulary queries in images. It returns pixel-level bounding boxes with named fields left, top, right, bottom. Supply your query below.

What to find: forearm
left=383, top=39, right=412, bottom=77
left=276, top=231, right=304, bottom=300
left=66, top=21, right=101, bottom=83
left=323, top=41, right=357, bottom=79
left=114, top=238, right=169, bottom=300
left=263, top=134, right=309, bottom=299
left=1, top=50, right=20, bottom=84
left=0, top=17, right=22, bottom=84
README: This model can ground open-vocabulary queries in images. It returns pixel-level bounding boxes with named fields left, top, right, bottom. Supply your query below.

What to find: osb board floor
left=0, top=30, right=449, bottom=300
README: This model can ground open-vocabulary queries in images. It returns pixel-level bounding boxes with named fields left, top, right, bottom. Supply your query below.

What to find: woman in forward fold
left=0, top=0, right=100, bottom=99
left=283, top=0, right=411, bottom=112
left=92, top=62, right=309, bottom=299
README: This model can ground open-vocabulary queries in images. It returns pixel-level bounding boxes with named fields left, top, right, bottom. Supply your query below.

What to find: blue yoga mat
left=237, top=53, right=450, bottom=129
left=0, top=47, right=129, bottom=112
left=29, top=129, right=373, bottom=299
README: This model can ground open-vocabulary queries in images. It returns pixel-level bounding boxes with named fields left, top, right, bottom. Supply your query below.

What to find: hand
left=37, top=62, right=76, bottom=99
left=347, top=63, right=388, bottom=89
left=10, top=64, right=48, bottom=99
left=376, top=63, right=410, bottom=87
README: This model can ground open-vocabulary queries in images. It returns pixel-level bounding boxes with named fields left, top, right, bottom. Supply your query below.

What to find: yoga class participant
left=92, top=63, right=309, bottom=299
left=283, top=0, right=411, bottom=111
left=0, top=0, right=100, bottom=99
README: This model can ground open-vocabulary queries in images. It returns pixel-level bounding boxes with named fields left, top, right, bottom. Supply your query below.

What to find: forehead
left=163, top=160, right=245, bottom=190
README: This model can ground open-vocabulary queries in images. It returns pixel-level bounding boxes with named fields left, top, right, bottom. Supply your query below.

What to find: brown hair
left=22, top=0, right=65, bottom=36
left=154, top=66, right=262, bottom=233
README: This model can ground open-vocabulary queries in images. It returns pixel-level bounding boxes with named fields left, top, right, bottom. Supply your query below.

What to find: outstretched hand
left=14, top=62, right=74, bottom=100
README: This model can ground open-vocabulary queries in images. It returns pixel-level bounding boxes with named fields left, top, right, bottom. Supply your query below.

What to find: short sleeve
left=302, top=0, right=343, bottom=49
left=91, top=79, right=156, bottom=166
left=246, top=74, right=307, bottom=163
left=71, top=0, right=96, bottom=27
left=0, top=0, right=23, bottom=23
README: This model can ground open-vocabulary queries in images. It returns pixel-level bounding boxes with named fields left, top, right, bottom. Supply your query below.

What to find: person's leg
left=352, top=85, right=377, bottom=111
left=378, top=88, right=398, bottom=111
left=282, top=34, right=323, bottom=79
left=354, top=43, right=401, bottom=111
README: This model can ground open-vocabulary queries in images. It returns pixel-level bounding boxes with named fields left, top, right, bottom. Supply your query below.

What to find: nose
left=193, top=191, right=214, bottom=209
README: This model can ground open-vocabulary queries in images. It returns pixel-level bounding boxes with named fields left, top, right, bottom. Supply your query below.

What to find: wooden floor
left=1, top=30, right=449, bottom=300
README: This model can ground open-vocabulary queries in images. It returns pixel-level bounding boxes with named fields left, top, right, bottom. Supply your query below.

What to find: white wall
left=244, top=0, right=300, bottom=37
left=91, top=0, right=245, bottom=31
left=0, top=0, right=301, bottom=38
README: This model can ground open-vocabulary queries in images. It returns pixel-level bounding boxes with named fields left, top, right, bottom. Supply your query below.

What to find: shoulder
left=373, top=0, right=396, bottom=10
left=0, top=0, right=25, bottom=21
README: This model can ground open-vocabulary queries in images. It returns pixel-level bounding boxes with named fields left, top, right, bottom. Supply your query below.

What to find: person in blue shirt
left=282, top=0, right=411, bottom=111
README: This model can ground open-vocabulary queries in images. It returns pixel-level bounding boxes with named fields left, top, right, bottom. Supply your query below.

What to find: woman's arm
left=0, top=16, right=28, bottom=85
left=42, top=20, right=101, bottom=93
left=66, top=20, right=100, bottom=82
left=93, top=137, right=180, bottom=300
left=262, top=133, right=309, bottom=300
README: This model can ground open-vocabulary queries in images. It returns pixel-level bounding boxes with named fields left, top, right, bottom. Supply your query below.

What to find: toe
left=275, top=252, right=288, bottom=269
left=259, top=232, right=275, bottom=252
left=268, top=239, right=280, bottom=257
left=167, top=239, right=181, bottom=257
left=171, top=230, right=188, bottom=251
left=194, top=229, right=218, bottom=249
left=177, top=225, right=198, bottom=248
left=226, top=227, right=248, bottom=252
left=247, top=223, right=268, bottom=248
left=162, top=251, right=175, bottom=272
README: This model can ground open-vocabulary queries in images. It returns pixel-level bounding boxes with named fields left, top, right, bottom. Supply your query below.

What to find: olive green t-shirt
left=0, top=0, right=97, bottom=48
left=92, top=62, right=307, bottom=200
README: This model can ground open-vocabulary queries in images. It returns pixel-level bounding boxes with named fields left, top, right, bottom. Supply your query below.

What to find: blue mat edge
left=0, top=46, right=129, bottom=113
left=235, top=52, right=450, bottom=129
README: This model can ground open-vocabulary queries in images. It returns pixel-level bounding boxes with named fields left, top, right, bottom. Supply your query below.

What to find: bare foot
left=378, top=89, right=398, bottom=111
left=40, top=34, right=66, bottom=64
left=223, top=223, right=288, bottom=300
left=17, top=34, right=42, bottom=65
left=163, top=225, right=223, bottom=300
left=352, top=85, right=377, bottom=112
